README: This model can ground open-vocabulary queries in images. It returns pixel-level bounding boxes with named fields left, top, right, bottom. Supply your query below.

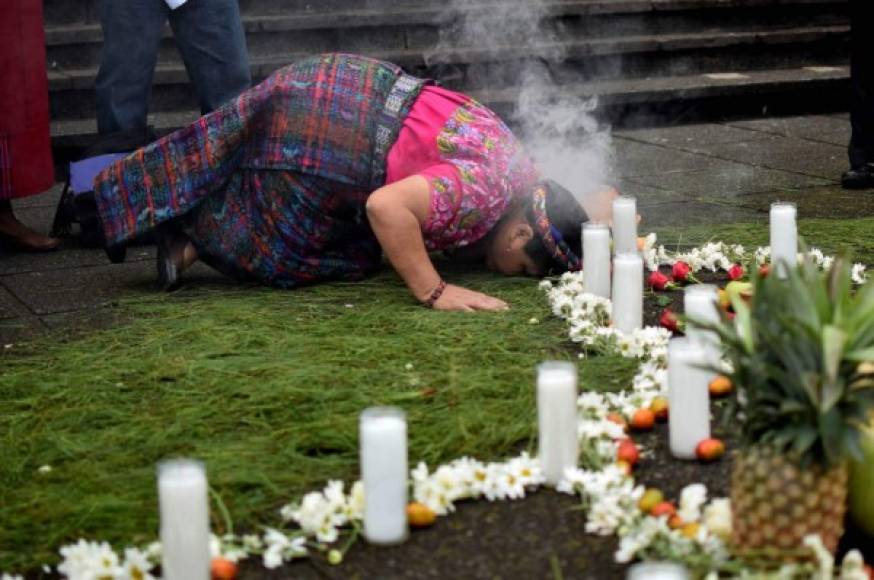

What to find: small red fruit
left=630, top=408, right=656, bottom=431
left=650, top=501, right=677, bottom=518
left=648, top=271, right=675, bottom=291
left=671, top=261, right=692, bottom=283
left=617, top=439, right=640, bottom=466
left=659, top=307, right=682, bottom=334
left=709, top=375, right=733, bottom=397
left=758, top=264, right=771, bottom=278
left=211, top=557, right=238, bottom=580
left=650, top=397, right=669, bottom=422
left=728, top=264, right=745, bottom=281
left=695, top=438, right=726, bottom=462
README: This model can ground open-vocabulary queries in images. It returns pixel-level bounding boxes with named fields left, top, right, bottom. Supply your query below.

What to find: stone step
left=46, top=25, right=849, bottom=120
left=42, top=0, right=850, bottom=25
left=44, top=0, right=847, bottom=68
left=51, top=64, right=850, bottom=147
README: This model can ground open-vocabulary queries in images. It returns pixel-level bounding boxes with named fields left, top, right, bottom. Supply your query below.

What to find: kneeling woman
left=95, top=53, right=612, bottom=312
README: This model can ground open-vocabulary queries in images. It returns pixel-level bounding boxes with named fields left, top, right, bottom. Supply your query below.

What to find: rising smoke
left=425, top=0, right=615, bottom=200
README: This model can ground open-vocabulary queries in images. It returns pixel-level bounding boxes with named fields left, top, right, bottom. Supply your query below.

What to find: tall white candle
left=684, top=284, right=721, bottom=376
left=537, top=361, right=579, bottom=486
left=360, top=407, right=408, bottom=545
left=668, top=338, right=711, bottom=459
left=627, top=562, right=691, bottom=580
left=158, top=460, right=210, bottom=580
left=770, top=202, right=797, bottom=277
left=612, top=195, right=637, bottom=255
left=582, top=222, right=611, bottom=298
left=612, top=252, right=644, bottom=334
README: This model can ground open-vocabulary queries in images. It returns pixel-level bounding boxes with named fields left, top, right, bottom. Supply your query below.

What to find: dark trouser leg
left=95, top=0, right=167, bottom=134
left=169, top=0, right=251, bottom=115
left=849, top=0, right=874, bottom=169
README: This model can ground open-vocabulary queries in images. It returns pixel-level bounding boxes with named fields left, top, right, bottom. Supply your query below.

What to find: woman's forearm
left=366, top=184, right=441, bottom=302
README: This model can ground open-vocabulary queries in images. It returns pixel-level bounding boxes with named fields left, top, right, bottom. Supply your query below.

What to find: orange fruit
left=211, top=557, right=238, bottom=580
left=615, top=460, right=632, bottom=476
left=668, top=514, right=685, bottom=529
left=407, top=502, right=437, bottom=528
left=616, top=439, right=640, bottom=466
left=638, top=488, right=664, bottom=513
left=695, top=438, right=726, bottom=462
left=650, top=397, right=669, bottom=422
left=681, top=522, right=701, bottom=539
left=650, top=501, right=676, bottom=518
left=630, top=408, right=656, bottom=431
left=708, top=376, right=733, bottom=397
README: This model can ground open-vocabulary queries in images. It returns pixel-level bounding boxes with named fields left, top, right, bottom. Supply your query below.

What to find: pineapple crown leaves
left=690, top=251, right=874, bottom=469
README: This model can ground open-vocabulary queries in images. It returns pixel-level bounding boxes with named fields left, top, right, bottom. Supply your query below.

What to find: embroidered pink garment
left=385, top=85, right=539, bottom=251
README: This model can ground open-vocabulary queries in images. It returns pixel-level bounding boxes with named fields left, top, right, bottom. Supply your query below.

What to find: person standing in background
left=95, top=0, right=251, bottom=135
left=842, top=0, right=874, bottom=189
left=0, top=0, right=61, bottom=251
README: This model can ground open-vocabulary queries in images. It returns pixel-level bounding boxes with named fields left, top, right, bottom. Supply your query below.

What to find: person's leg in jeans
left=169, top=0, right=251, bottom=115
left=95, top=0, right=168, bottom=134
left=843, top=0, right=874, bottom=188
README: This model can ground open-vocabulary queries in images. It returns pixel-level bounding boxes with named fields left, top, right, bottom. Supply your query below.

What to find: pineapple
left=694, top=256, right=874, bottom=557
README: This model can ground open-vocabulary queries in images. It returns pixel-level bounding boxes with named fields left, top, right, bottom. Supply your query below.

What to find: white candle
left=668, top=338, right=711, bottom=459
left=537, top=361, right=579, bottom=486
left=612, top=252, right=643, bottom=334
left=770, top=202, right=797, bottom=277
left=684, top=284, right=721, bottom=376
left=627, top=562, right=691, bottom=580
left=360, top=407, right=408, bottom=545
left=582, top=222, right=611, bottom=298
left=158, top=460, right=210, bottom=580
left=612, top=195, right=637, bottom=255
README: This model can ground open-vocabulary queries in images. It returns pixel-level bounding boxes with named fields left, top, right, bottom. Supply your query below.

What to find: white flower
left=702, top=498, right=732, bottom=541
left=851, top=263, right=867, bottom=284
left=404, top=362, right=414, bottom=371
left=539, top=279, right=554, bottom=291
left=58, top=540, right=122, bottom=580
left=37, top=465, right=52, bottom=474
left=803, top=534, right=834, bottom=580
left=677, top=484, right=707, bottom=523
left=119, top=547, right=156, bottom=580
left=346, top=480, right=364, bottom=520
left=262, top=528, right=306, bottom=569
left=528, top=317, right=539, bottom=324
left=840, top=550, right=868, bottom=580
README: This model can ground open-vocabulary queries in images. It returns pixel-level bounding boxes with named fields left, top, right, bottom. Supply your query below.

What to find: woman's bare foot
left=0, top=200, right=59, bottom=251
left=170, top=235, right=198, bottom=273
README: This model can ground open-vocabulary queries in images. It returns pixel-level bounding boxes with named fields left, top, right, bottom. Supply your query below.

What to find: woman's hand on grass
left=432, top=284, right=509, bottom=312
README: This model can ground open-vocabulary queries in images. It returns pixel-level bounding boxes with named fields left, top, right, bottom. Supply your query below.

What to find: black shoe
left=105, top=243, right=127, bottom=264
left=156, top=229, right=181, bottom=292
left=841, top=163, right=874, bottom=189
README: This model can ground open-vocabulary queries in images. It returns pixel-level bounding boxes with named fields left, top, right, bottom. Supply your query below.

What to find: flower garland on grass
left=3, top=237, right=869, bottom=580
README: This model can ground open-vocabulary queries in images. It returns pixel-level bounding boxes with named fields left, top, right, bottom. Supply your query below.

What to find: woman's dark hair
left=522, top=179, right=588, bottom=275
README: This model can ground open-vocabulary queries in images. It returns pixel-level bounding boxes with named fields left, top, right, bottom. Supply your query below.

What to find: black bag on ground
left=51, top=126, right=158, bottom=249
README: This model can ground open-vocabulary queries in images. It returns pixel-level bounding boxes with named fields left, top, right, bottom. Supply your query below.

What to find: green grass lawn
left=1, top=218, right=871, bottom=571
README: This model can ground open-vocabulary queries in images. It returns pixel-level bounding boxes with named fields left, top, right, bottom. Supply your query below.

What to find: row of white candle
left=583, top=196, right=643, bottom=333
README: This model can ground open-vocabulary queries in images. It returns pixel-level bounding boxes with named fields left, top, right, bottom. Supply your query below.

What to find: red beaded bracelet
left=423, top=279, right=447, bottom=308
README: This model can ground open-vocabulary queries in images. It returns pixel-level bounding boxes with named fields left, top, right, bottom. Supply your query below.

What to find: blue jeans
left=95, top=0, right=251, bottom=134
